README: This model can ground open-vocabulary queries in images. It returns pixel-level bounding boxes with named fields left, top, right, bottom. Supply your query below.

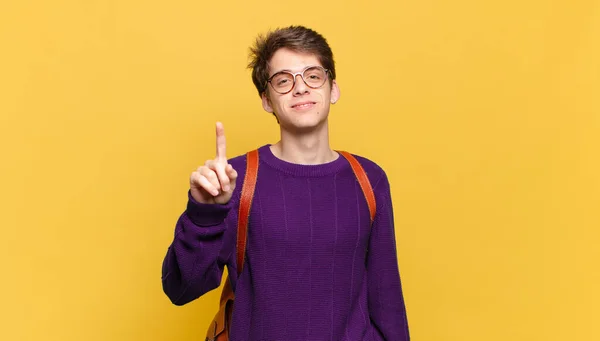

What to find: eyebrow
left=270, top=65, right=320, bottom=76
left=272, top=69, right=292, bottom=74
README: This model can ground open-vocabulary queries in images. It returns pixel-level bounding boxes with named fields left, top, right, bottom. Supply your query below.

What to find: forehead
left=268, top=48, right=322, bottom=74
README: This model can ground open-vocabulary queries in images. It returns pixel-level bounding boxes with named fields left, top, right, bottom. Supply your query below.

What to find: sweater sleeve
left=367, top=172, right=410, bottom=340
left=161, top=190, right=239, bottom=305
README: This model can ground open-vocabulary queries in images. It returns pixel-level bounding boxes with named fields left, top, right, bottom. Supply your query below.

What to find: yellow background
left=1, top=0, right=598, bottom=340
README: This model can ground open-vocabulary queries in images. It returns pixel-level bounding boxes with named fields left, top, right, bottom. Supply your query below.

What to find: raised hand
left=190, top=122, right=238, bottom=204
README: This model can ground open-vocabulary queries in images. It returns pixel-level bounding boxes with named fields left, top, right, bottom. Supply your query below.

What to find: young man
left=162, top=26, right=410, bottom=340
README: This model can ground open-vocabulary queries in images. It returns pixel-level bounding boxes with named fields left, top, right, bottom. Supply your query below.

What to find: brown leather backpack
left=205, top=149, right=376, bottom=341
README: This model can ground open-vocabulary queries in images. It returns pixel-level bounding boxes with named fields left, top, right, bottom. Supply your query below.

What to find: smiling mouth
left=292, top=102, right=316, bottom=109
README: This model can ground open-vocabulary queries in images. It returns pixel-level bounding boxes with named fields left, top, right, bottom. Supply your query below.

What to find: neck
left=270, top=120, right=338, bottom=165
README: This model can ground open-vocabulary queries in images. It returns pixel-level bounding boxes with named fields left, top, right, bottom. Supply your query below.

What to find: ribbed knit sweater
left=161, top=144, right=410, bottom=340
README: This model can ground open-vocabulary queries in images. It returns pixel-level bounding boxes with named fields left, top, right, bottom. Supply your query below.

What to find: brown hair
left=248, top=25, right=336, bottom=97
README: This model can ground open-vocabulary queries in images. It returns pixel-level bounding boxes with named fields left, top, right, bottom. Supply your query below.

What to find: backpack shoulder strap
left=337, top=151, right=377, bottom=225
left=211, top=150, right=259, bottom=340
left=236, top=149, right=259, bottom=276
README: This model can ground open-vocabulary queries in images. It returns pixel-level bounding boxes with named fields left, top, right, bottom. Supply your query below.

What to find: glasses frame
left=265, top=65, right=331, bottom=95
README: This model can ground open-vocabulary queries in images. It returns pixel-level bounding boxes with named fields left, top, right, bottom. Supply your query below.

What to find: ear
left=330, top=80, right=340, bottom=104
left=261, top=92, right=274, bottom=113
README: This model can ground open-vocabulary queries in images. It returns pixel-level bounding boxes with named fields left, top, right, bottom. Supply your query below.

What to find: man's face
left=261, top=48, right=340, bottom=133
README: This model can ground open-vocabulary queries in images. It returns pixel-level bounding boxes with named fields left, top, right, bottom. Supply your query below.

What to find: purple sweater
left=162, top=145, right=410, bottom=341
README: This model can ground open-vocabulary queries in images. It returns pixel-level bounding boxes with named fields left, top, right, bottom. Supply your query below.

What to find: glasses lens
left=269, top=67, right=328, bottom=94
left=271, top=72, right=294, bottom=93
left=303, top=67, right=327, bottom=88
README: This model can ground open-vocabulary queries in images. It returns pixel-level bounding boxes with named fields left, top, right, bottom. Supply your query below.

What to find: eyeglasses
left=266, top=65, right=330, bottom=94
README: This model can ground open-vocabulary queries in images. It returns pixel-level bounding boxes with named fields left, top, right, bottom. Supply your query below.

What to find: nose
left=292, top=74, right=309, bottom=95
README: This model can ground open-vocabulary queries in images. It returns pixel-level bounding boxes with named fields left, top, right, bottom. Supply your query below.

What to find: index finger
left=215, top=121, right=227, bottom=161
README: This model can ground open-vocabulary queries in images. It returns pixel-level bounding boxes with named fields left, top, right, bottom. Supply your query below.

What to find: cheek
left=316, top=92, right=326, bottom=114
left=277, top=101, right=287, bottom=115
left=276, top=96, right=293, bottom=114
left=269, top=97, right=285, bottom=114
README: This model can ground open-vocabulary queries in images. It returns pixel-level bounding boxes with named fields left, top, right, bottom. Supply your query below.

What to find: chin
left=283, top=113, right=328, bottom=133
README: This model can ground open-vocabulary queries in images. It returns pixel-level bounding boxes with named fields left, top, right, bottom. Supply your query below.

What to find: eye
left=304, top=67, right=325, bottom=81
